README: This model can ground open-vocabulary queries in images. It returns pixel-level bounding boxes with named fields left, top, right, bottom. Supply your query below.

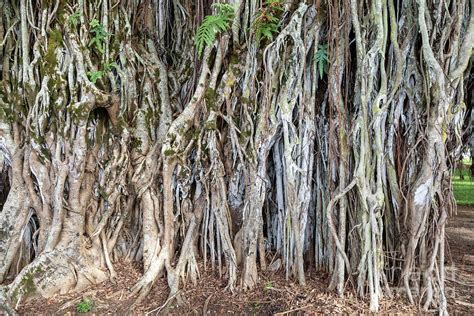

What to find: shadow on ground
left=17, top=206, right=474, bottom=315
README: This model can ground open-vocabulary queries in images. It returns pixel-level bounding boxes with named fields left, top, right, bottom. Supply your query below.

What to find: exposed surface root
left=0, top=0, right=472, bottom=314
left=6, top=250, right=107, bottom=308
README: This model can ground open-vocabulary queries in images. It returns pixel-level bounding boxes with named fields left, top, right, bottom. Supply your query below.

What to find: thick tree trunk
left=0, top=0, right=472, bottom=314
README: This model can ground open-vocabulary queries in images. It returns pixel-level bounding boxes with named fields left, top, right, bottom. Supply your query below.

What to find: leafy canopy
left=195, top=3, right=235, bottom=57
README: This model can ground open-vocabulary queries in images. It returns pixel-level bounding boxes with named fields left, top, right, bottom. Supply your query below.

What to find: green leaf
left=195, top=4, right=235, bottom=57
left=90, top=19, right=100, bottom=28
left=76, top=299, right=93, bottom=313
left=253, top=0, right=283, bottom=44
left=315, top=43, right=329, bottom=79
left=87, top=70, right=104, bottom=84
left=103, top=62, right=117, bottom=71
left=68, top=11, right=81, bottom=27
left=89, top=19, right=109, bottom=55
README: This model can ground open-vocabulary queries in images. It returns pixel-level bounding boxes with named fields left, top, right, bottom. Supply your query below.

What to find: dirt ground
left=445, top=205, right=474, bottom=314
left=14, top=206, right=474, bottom=315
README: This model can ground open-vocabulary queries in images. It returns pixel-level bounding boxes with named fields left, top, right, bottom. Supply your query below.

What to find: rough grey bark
left=0, top=0, right=472, bottom=314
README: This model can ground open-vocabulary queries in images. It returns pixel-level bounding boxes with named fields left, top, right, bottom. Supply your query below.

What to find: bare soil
left=446, top=205, right=474, bottom=315
left=14, top=206, right=474, bottom=315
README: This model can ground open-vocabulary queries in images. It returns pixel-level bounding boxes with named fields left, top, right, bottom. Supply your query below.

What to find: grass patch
left=453, top=160, right=474, bottom=206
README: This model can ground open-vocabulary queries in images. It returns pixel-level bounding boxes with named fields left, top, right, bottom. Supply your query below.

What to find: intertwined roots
left=0, top=0, right=472, bottom=314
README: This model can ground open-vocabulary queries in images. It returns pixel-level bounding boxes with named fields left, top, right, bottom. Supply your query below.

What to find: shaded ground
left=17, top=263, right=415, bottom=315
left=446, top=205, right=474, bottom=314
left=16, top=206, right=474, bottom=315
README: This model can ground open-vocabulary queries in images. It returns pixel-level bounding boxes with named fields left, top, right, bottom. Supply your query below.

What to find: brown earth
left=446, top=205, right=474, bottom=315
left=14, top=206, right=474, bottom=315
left=17, top=264, right=416, bottom=315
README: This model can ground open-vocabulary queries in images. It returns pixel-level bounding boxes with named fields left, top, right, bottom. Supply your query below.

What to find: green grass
left=453, top=160, right=474, bottom=206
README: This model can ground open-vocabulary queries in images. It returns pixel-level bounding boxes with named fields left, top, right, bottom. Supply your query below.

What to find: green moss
left=11, top=288, right=19, bottom=304
left=42, top=29, right=62, bottom=75
left=192, top=129, right=202, bottom=140
left=239, top=129, right=252, bottom=143
left=56, top=3, right=67, bottom=25
left=47, top=77, right=65, bottom=116
left=245, top=147, right=255, bottom=161
left=144, top=107, right=156, bottom=126
left=76, top=298, right=93, bottom=313
left=205, top=88, right=218, bottom=111
left=0, top=229, right=7, bottom=241
left=229, top=53, right=239, bottom=65
left=240, top=97, right=250, bottom=105
left=0, top=97, right=15, bottom=123
left=233, top=116, right=241, bottom=126
left=31, top=133, right=45, bottom=146
left=204, top=120, right=217, bottom=130
left=184, top=127, right=197, bottom=141
left=169, top=133, right=177, bottom=143
left=49, top=29, right=62, bottom=43
left=131, top=137, right=142, bottom=149
left=70, top=104, right=89, bottom=122
left=110, top=36, right=121, bottom=55
left=178, top=168, right=190, bottom=178
left=40, top=146, right=52, bottom=162
left=12, top=267, right=41, bottom=302
left=164, top=149, right=176, bottom=157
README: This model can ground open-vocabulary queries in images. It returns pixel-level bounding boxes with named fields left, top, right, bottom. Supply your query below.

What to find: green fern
left=103, top=61, right=117, bottom=71
left=89, top=19, right=109, bottom=54
left=87, top=61, right=117, bottom=84
left=87, top=70, right=104, bottom=84
left=315, top=44, right=329, bottom=79
left=68, top=10, right=81, bottom=27
left=255, top=17, right=279, bottom=43
left=195, top=3, right=235, bottom=57
left=254, top=0, right=284, bottom=44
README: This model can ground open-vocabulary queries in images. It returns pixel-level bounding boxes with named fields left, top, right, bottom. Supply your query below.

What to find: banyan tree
left=0, top=0, right=472, bottom=314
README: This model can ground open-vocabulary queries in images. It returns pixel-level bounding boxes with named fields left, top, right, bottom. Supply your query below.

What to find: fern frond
left=211, top=3, right=235, bottom=15
left=315, top=44, right=329, bottom=79
left=195, top=4, right=235, bottom=57
left=253, top=0, right=283, bottom=44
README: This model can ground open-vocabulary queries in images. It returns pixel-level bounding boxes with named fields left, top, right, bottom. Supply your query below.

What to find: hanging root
left=0, top=286, right=17, bottom=316
left=0, top=0, right=472, bottom=314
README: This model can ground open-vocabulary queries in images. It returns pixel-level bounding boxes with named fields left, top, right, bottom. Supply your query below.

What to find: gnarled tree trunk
left=0, top=0, right=472, bottom=314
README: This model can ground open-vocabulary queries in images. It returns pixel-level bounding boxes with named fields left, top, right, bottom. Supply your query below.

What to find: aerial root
left=0, top=286, right=17, bottom=316
left=128, top=250, right=168, bottom=308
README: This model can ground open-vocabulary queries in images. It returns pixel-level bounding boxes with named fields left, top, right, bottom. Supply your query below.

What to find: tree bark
left=0, top=0, right=472, bottom=314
